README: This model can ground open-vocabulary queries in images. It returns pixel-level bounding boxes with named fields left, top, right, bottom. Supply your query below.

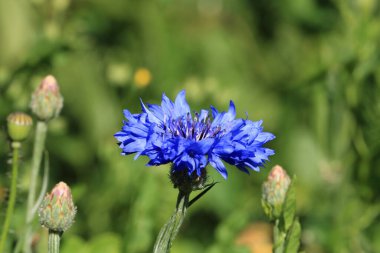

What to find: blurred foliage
left=1, top=0, right=380, bottom=252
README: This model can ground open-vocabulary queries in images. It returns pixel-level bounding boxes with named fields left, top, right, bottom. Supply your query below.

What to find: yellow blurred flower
left=235, top=222, right=273, bottom=253
left=134, top=68, right=152, bottom=88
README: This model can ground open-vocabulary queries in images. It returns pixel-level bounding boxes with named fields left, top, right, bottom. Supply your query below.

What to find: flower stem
left=48, top=230, right=61, bottom=253
left=273, top=219, right=286, bottom=253
left=153, top=192, right=189, bottom=253
left=0, top=142, right=21, bottom=253
left=24, top=121, right=48, bottom=253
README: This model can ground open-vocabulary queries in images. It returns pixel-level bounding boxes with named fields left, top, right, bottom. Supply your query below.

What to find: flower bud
left=39, top=182, right=76, bottom=232
left=262, top=165, right=291, bottom=219
left=30, top=75, right=64, bottom=120
left=7, top=112, right=33, bottom=142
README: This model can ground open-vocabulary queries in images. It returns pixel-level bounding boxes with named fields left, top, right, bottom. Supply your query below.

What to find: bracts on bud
left=262, top=165, right=291, bottom=220
left=39, top=182, right=76, bottom=233
left=30, top=75, right=64, bottom=121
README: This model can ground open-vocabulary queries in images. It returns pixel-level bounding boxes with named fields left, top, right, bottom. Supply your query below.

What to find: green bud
left=7, top=112, right=33, bottom=142
left=39, top=182, right=76, bottom=233
left=30, top=75, right=64, bottom=121
left=262, top=165, right=291, bottom=220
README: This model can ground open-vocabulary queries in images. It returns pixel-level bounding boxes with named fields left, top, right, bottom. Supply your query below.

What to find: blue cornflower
left=115, top=90, right=275, bottom=180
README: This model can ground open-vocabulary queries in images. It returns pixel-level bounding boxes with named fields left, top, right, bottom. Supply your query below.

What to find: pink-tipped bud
left=39, top=182, right=76, bottom=232
left=30, top=75, right=63, bottom=121
left=262, top=165, right=291, bottom=219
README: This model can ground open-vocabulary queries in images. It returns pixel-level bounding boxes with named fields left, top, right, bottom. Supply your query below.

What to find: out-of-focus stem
left=273, top=219, right=286, bottom=253
left=24, top=121, right=48, bottom=253
left=0, top=142, right=21, bottom=253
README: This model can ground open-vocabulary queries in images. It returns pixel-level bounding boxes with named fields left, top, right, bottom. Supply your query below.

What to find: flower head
left=115, top=90, right=275, bottom=180
left=39, top=182, right=76, bottom=232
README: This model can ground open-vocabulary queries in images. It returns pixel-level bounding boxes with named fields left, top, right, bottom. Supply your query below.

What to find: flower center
left=167, top=112, right=221, bottom=141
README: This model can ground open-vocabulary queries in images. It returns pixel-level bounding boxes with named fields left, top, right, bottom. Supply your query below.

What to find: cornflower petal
left=140, top=99, right=162, bottom=124
left=209, top=154, right=228, bottom=179
left=174, top=90, right=191, bottom=117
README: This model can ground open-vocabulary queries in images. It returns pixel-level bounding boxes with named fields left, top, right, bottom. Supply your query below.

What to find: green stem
left=0, top=142, right=21, bottom=253
left=273, top=219, right=286, bottom=253
left=153, top=192, right=189, bottom=253
left=48, top=231, right=61, bottom=253
left=24, top=121, right=48, bottom=253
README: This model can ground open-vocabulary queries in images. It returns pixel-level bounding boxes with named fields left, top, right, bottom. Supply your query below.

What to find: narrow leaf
left=188, top=182, right=218, bottom=208
left=283, top=177, right=296, bottom=231
left=284, top=218, right=301, bottom=253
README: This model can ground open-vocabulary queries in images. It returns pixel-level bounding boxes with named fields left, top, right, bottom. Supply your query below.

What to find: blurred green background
left=1, top=0, right=380, bottom=252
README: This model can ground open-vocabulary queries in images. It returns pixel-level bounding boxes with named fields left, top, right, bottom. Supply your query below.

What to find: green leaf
left=283, top=177, right=297, bottom=231
left=188, top=182, right=218, bottom=207
left=284, top=218, right=301, bottom=253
